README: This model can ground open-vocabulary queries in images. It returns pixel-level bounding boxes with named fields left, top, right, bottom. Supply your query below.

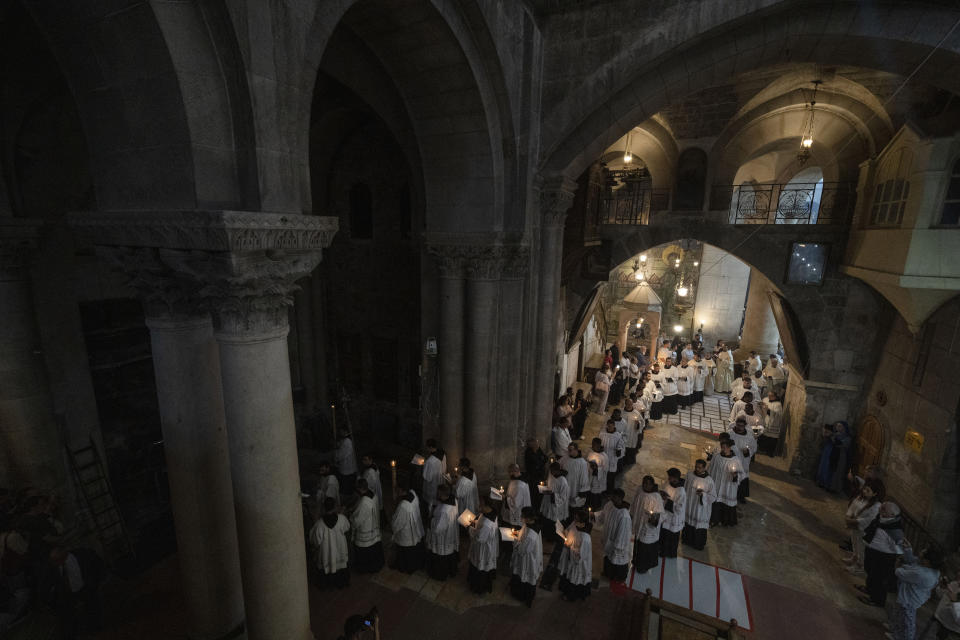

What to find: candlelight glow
left=639, top=254, right=647, bottom=263
left=673, top=325, right=683, bottom=333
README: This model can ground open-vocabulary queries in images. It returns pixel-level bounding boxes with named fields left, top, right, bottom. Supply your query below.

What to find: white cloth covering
left=661, top=483, right=686, bottom=533
left=727, top=428, right=758, bottom=477
left=335, top=436, right=358, bottom=475
left=934, top=581, right=960, bottom=633
left=505, top=479, right=531, bottom=525
left=428, top=502, right=459, bottom=555
left=510, top=525, right=543, bottom=585
left=539, top=474, right=569, bottom=521
left=361, top=466, right=383, bottom=512
left=595, top=502, right=632, bottom=565
left=558, top=526, right=592, bottom=586
left=684, top=472, right=716, bottom=529
left=677, top=365, right=694, bottom=397
left=391, top=497, right=424, bottom=547
left=586, top=450, right=608, bottom=493
left=552, top=426, right=572, bottom=457
left=561, top=455, right=590, bottom=507
left=468, top=514, right=499, bottom=571
left=599, top=430, right=625, bottom=472
left=310, top=513, right=350, bottom=574
left=762, top=399, right=783, bottom=438
left=658, top=366, right=679, bottom=396
left=350, top=495, right=381, bottom=547
left=630, top=490, right=664, bottom=542
left=455, top=473, right=479, bottom=519
left=317, top=473, right=340, bottom=507
left=622, top=408, right=643, bottom=448
left=422, top=453, right=447, bottom=510
left=713, top=454, right=743, bottom=506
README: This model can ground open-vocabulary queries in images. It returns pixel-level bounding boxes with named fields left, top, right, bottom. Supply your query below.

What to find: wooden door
left=854, top=415, right=885, bottom=472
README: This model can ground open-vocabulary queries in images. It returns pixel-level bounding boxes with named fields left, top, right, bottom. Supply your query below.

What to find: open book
left=499, top=526, right=517, bottom=541
left=457, top=508, right=476, bottom=527
left=410, top=453, right=425, bottom=466
left=537, top=483, right=551, bottom=494
left=489, top=487, right=504, bottom=500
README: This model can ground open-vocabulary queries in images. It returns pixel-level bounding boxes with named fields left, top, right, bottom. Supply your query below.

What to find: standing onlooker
left=858, top=501, right=904, bottom=608
left=843, top=478, right=884, bottom=577
left=758, top=391, right=783, bottom=456
left=524, top=438, right=548, bottom=512
left=571, top=391, right=591, bottom=441
left=929, top=568, right=960, bottom=639
left=887, top=540, right=942, bottom=640
left=593, top=365, right=612, bottom=415
left=817, top=422, right=853, bottom=493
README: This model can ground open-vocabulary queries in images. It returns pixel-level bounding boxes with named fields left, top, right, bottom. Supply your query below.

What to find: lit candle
left=390, top=460, right=397, bottom=498
left=500, top=485, right=504, bottom=492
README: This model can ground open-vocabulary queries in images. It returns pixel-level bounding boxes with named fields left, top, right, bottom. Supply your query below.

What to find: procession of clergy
left=307, top=341, right=787, bottom=607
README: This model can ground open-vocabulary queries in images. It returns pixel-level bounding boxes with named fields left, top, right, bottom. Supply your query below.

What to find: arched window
left=349, top=183, right=373, bottom=239
left=870, top=148, right=912, bottom=227
left=940, top=157, right=960, bottom=226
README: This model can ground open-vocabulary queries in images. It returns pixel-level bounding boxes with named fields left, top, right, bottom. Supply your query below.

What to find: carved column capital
left=427, top=244, right=467, bottom=279
left=500, top=245, right=531, bottom=280
left=536, top=174, right=578, bottom=227
left=462, top=246, right=505, bottom=281
left=0, top=218, right=43, bottom=281
left=95, top=246, right=207, bottom=321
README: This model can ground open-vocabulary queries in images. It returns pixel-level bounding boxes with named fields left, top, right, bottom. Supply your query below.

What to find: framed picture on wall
left=785, top=242, right=828, bottom=285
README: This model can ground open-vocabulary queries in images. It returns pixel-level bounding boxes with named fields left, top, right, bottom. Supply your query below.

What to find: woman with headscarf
left=817, top=421, right=853, bottom=493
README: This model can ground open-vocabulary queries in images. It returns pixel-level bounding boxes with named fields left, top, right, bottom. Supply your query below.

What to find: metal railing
left=712, top=181, right=855, bottom=225
left=596, top=187, right=670, bottom=225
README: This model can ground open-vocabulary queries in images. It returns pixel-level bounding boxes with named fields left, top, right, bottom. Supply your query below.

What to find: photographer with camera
left=338, top=607, right=380, bottom=640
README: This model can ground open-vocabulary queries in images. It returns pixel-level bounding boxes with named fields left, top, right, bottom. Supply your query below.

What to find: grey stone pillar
left=69, top=211, right=338, bottom=640
left=430, top=247, right=466, bottom=464
left=737, top=269, right=780, bottom=359
left=496, top=247, right=529, bottom=471
left=0, top=219, right=67, bottom=494
left=533, top=177, right=577, bottom=446
left=464, top=250, right=503, bottom=480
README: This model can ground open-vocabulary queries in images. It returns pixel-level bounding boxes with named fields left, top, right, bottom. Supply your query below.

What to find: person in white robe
left=759, top=391, right=783, bottom=456
left=466, top=496, right=499, bottom=594
left=360, top=454, right=383, bottom=514
left=701, top=352, right=717, bottom=396
left=594, top=489, right=632, bottom=582
left=561, top=443, right=589, bottom=511
left=391, top=487, right=425, bottom=574
left=593, top=365, right=612, bottom=414
left=681, top=343, right=696, bottom=363
left=350, top=478, right=384, bottom=573
left=712, top=441, right=743, bottom=527
left=586, top=439, right=608, bottom=511
left=425, top=484, right=459, bottom=580
left=657, top=344, right=674, bottom=364
left=728, top=418, right=758, bottom=503
left=551, top=420, right=573, bottom=457
left=745, top=351, right=764, bottom=377
left=509, top=507, right=543, bottom=607
left=622, top=397, right=643, bottom=464
left=599, top=419, right=625, bottom=493
left=740, top=403, right=764, bottom=436
left=659, top=358, right=680, bottom=415
left=714, top=346, right=735, bottom=393
left=677, top=360, right=695, bottom=408
left=630, top=475, right=664, bottom=573
left=842, top=478, right=882, bottom=577
left=504, top=464, right=531, bottom=527
left=647, top=365, right=665, bottom=420
left=682, top=460, right=717, bottom=550
left=557, top=510, right=593, bottom=601
left=730, top=373, right=755, bottom=402
left=421, top=439, right=447, bottom=515
left=539, top=462, right=569, bottom=523
left=454, top=457, right=480, bottom=524
left=728, top=391, right=757, bottom=423
left=659, top=468, right=686, bottom=558
left=763, top=355, right=787, bottom=389
left=335, top=431, right=358, bottom=494
left=316, top=461, right=340, bottom=510
left=310, top=497, right=351, bottom=588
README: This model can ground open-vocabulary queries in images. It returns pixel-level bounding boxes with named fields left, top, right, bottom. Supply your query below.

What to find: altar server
left=630, top=475, right=664, bottom=573
left=310, top=497, right=350, bottom=589
left=712, top=440, right=743, bottom=527
left=426, top=484, right=459, bottom=580
left=594, top=489, right=632, bottom=582
left=360, top=454, right=383, bottom=514
left=350, top=478, right=384, bottom=573
left=659, top=468, right=686, bottom=558
left=561, top=443, right=590, bottom=511
left=539, top=461, right=570, bottom=523
left=422, top=439, right=447, bottom=513
left=728, top=417, right=758, bottom=503
left=622, top=397, right=643, bottom=463
left=467, top=496, right=499, bottom=594
left=509, top=507, right=543, bottom=607
left=504, top=464, right=532, bottom=528
left=586, top=438, right=608, bottom=510
left=557, top=510, right=593, bottom=602
left=455, top=457, right=480, bottom=523
left=659, top=358, right=680, bottom=415
left=677, top=360, right=694, bottom=408
left=682, top=460, right=717, bottom=550
left=391, top=488, right=425, bottom=574
left=599, top=419, right=625, bottom=492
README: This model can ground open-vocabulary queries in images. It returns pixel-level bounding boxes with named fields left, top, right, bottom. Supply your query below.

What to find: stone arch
left=302, top=0, right=517, bottom=231
left=540, top=2, right=960, bottom=180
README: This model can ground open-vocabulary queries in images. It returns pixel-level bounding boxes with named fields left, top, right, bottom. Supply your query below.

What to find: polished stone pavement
left=36, top=396, right=914, bottom=640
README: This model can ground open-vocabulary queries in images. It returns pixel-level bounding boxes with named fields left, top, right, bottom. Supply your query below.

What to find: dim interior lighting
left=674, top=259, right=680, bottom=267
left=634, top=270, right=644, bottom=281
left=636, top=319, right=643, bottom=328
left=673, top=325, right=683, bottom=333
left=802, top=137, right=813, bottom=148
left=623, top=130, right=633, bottom=163
left=677, top=285, right=689, bottom=297
left=623, top=149, right=633, bottom=163
left=693, top=261, right=699, bottom=266
left=639, top=254, right=647, bottom=263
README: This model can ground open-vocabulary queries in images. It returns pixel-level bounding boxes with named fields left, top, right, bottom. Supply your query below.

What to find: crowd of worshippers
left=0, top=489, right=105, bottom=637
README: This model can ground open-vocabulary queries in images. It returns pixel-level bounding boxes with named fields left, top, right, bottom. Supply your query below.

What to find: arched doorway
left=853, top=414, right=885, bottom=473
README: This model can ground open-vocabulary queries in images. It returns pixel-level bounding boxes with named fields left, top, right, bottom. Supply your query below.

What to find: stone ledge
left=67, top=210, right=338, bottom=252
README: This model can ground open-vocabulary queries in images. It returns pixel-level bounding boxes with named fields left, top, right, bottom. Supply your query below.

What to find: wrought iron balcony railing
left=596, top=188, right=671, bottom=225
left=710, top=181, right=856, bottom=225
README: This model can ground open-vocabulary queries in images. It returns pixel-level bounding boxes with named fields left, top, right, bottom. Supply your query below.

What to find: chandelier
left=797, top=79, right=822, bottom=166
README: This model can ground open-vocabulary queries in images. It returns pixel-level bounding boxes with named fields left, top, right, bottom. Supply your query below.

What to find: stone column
left=533, top=177, right=577, bottom=446
left=737, top=269, right=780, bottom=359
left=429, top=246, right=466, bottom=464
left=464, top=248, right=503, bottom=480
left=0, top=219, right=67, bottom=494
left=496, top=247, right=529, bottom=470
left=69, top=211, right=338, bottom=640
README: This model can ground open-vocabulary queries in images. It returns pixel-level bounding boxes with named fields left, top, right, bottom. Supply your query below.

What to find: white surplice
left=762, top=398, right=783, bottom=438
left=468, top=514, right=499, bottom=571
left=350, top=494, right=381, bottom=547
left=310, top=514, right=350, bottom=574
left=539, top=473, right=569, bottom=521
left=455, top=473, right=479, bottom=519
left=684, top=472, right=716, bottom=529
left=422, top=453, right=447, bottom=510
left=713, top=454, right=743, bottom=506
left=428, top=502, right=459, bottom=555
left=599, top=430, right=625, bottom=472
left=586, top=450, right=608, bottom=493
left=622, top=408, right=642, bottom=448
left=661, top=483, right=686, bottom=533
left=659, top=365, right=679, bottom=397
left=561, top=455, right=589, bottom=508
left=505, top=479, right=531, bottom=525
left=335, top=436, right=358, bottom=475
left=630, top=490, right=664, bottom=542
left=510, top=525, right=543, bottom=585
left=361, top=465, right=383, bottom=512
left=557, top=526, right=592, bottom=586
left=595, top=502, right=632, bottom=565
left=727, top=428, right=758, bottom=477
left=317, top=473, right=340, bottom=508
left=390, top=497, right=424, bottom=547
left=551, top=426, right=572, bottom=457
left=677, top=365, right=694, bottom=398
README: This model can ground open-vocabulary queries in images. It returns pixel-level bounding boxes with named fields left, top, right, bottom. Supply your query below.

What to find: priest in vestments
left=422, top=439, right=447, bottom=515
left=504, top=464, right=531, bottom=528
left=595, top=489, right=632, bottom=582
left=713, top=441, right=743, bottom=527
left=714, top=346, right=734, bottom=393
left=682, top=460, right=716, bottom=550
left=659, top=468, right=686, bottom=558
left=467, top=496, right=499, bottom=594
left=350, top=478, right=384, bottom=573
left=728, top=417, right=758, bottom=503
left=630, top=475, right=664, bottom=573
left=455, top=457, right=480, bottom=525
left=509, top=507, right=543, bottom=607
left=557, top=510, right=593, bottom=602
left=425, top=484, right=459, bottom=580
left=391, top=488, right=425, bottom=574
left=309, top=497, right=350, bottom=589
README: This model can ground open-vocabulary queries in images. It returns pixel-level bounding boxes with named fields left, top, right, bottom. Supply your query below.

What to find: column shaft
left=738, top=270, right=780, bottom=359
left=465, top=277, right=498, bottom=479
left=147, top=315, right=245, bottom=640
left=438, top=274, right=465, bottom=463
left=533, top=221, right=565, bottom=445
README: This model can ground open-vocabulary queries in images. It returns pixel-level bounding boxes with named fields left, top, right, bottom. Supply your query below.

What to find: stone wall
left=860, top=296, right=960, bottom=548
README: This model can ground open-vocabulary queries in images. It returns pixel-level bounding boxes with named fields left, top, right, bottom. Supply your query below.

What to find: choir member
left=391, top=486, right=425, bottom=574
left=422, top=439, right=447, bottom=514
left=595, top=489, right=632, bottom=582
left=561, top=443, right=590, bottom=512
left=316, top=461, right=339, bottom=510
left=599, top=420, right=625, bottom=493
left=309, top=497, right=350, bottom=589
left=504, top=464, right=531, bottom=528
left=677, top=360, right=694, bottom=408
left=335, top=430, right=358, bottom=495
left=713, top=441, right=743, bottom=527
left=659, top=358, right=680, bottom=415
left=630, top=475, right=664, bottom=573
left=622, top=397, right=643, bottom=463
left=557, top=509, right=593, bottom=602
left=585, top=438, right=608, bottom=510
left=467, top=496, right=499, bottom=594
left=454, top=457, right=479, bottom=524
left=350, top=478, right=384, bottom=573
left=728, top=417, right=758, bottom=503
left=425, top=484, right=459, bottom=580
left=647, top=363, right=664, bottom=420
left=539, top=462, right=570, bottom=524
left=682, top=460, right=717, bottom=550
left=759, top=391, right=783, bottom=456
left=360, top=454, right=383, bottom=514
left=659, top=468, right=686, bottom=558
left=509, top=507, right=543, bottom=608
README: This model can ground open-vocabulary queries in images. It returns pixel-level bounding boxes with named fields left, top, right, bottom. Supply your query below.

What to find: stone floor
left=23, top=395, right=928, bottom=640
